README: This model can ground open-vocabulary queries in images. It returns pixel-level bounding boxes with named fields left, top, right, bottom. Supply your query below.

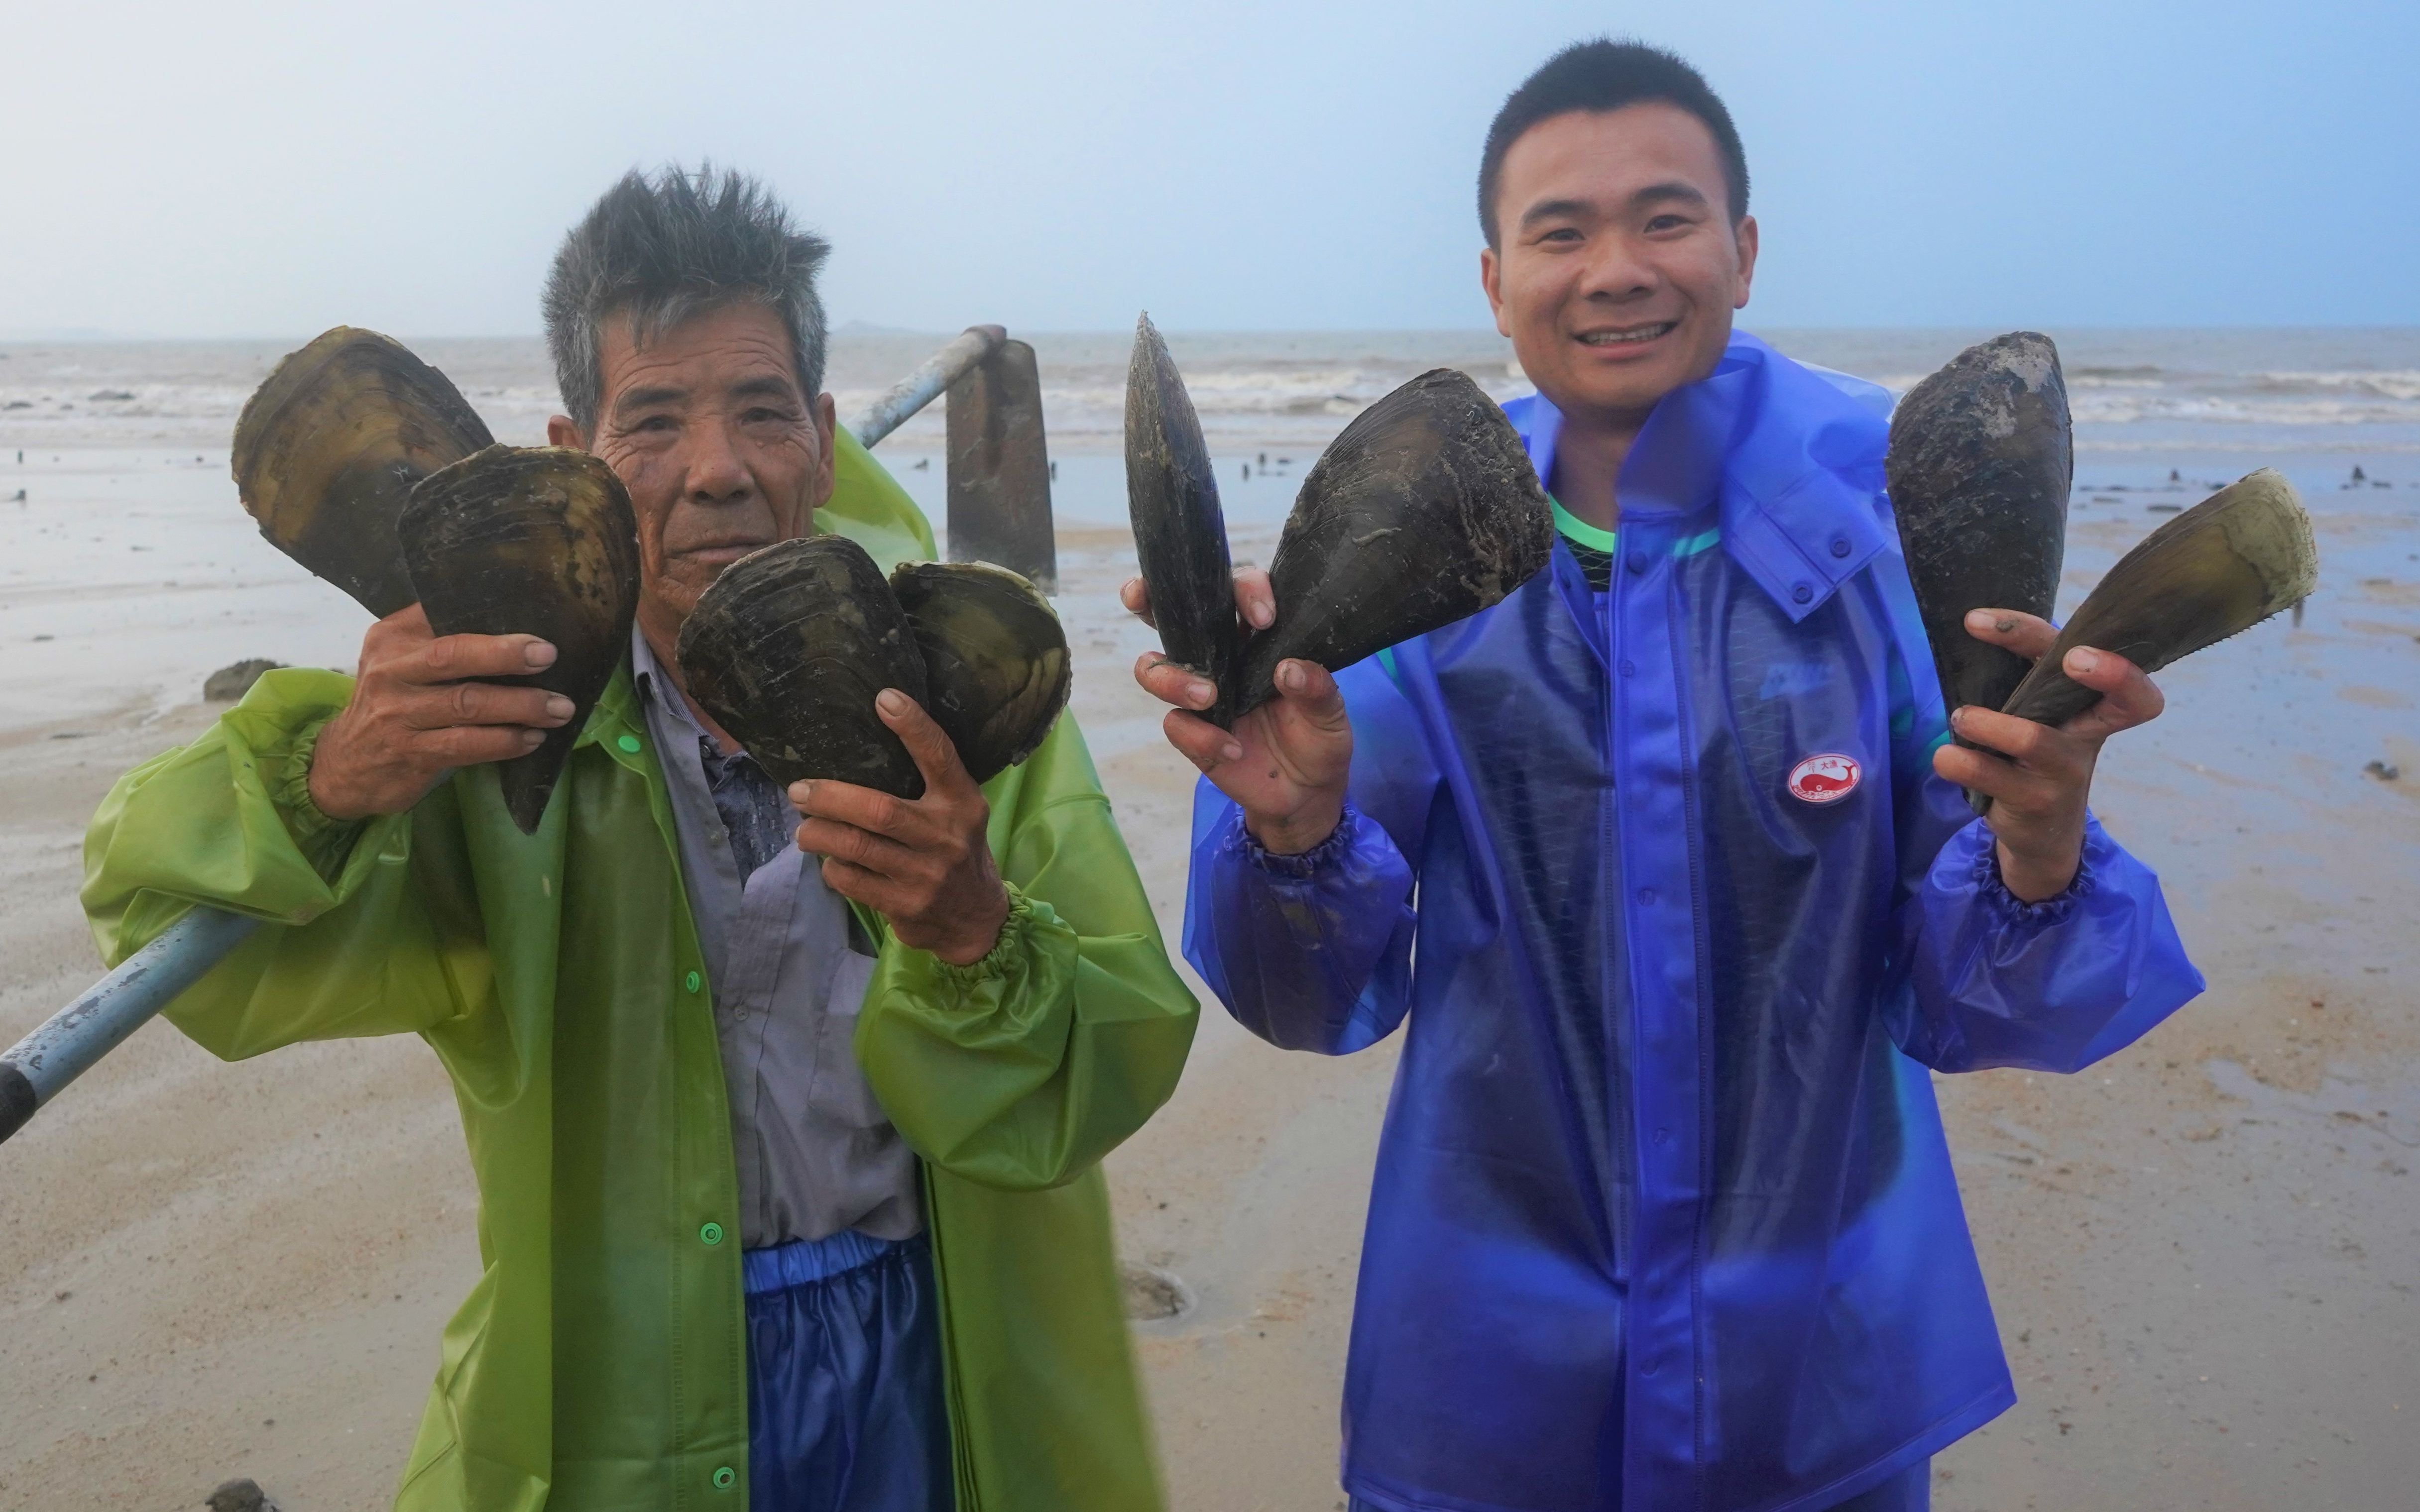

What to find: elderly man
left=84, top=167, right=1195, bottom=1512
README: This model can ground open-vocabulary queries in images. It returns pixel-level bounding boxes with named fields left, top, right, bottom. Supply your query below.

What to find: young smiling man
left=1136, top=40, right=2202, bottom=1512
left=88, top=167, right=1195, bottom=1512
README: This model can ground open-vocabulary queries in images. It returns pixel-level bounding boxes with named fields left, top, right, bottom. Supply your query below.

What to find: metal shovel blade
left=946, top=339, right=1057, bottom=593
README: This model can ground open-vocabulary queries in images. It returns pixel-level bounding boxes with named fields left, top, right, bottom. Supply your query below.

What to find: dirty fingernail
left=1964, top=610, right=1993, bottom=631
left=2067, top=648, right=2100, bottom=674
left=524, top=640, right=557, bottom=669
left=790, top=780, right=812, bottom=804
left=1188, top=680, right=1213, bottom=708
left=878, top=689, right=911, bottom=715
left=1279, top=662, right=1306, bottom=692
left=545, top=695, right=575, bottom=720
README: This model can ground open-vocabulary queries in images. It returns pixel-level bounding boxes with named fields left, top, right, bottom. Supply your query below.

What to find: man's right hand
left=308, top=603, right=575, bottom=821
left=1123, top=568, right=1354, bottom=856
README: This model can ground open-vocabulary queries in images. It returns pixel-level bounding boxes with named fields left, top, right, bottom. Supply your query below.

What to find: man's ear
left=1480, top=245, right=1512, bottom=339
left=546, top=414, right=586, bottom=449
left=810, top=393, right=839, bottom=509
left=1732, top=215, right=1760, bottom=310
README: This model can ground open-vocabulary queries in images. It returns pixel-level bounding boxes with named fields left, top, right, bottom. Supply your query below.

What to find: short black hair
left=544, top=164, right=832, bottom=432
left=1478, top=39, right=1749, bottom=246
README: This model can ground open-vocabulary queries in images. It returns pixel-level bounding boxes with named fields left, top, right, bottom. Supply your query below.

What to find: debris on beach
left=204, top=1479, right=279, bottom=1512
left=203, top=658, right=284, bottom=702
left=88, top=388, right=134, bottom=401
left=1120, top=1260, right=1191, bottom=1320
left=2366, top=760, right=2401, bottom=782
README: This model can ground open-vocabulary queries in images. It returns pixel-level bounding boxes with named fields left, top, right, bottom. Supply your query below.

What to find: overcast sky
left=4, top=0, right=2413, bottom=337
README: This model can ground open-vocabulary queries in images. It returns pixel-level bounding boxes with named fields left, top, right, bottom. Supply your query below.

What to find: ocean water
left=2, top=326, right=2414, bottom=531
left=0, top=327, right=2411, bottom=734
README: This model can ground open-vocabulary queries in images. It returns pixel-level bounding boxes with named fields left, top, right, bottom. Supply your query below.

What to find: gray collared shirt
left=631, top=626, right=922, bottom=1249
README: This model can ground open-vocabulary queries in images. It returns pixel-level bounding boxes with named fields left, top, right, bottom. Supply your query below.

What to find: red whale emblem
left=1787, top=754, right=1861, bottom=805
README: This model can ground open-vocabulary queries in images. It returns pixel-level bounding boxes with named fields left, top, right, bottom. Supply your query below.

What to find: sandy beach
left=2, top=331, right=2417, bottom=1509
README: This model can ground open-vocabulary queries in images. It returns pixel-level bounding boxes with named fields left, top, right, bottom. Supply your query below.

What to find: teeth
left=1579, top=323, right=1675, bottom=346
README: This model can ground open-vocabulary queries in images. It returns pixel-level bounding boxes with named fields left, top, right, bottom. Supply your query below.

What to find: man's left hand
left=791, top=689, right=1011, bottom=967
left=1933, top=608, right=2167, bottom=904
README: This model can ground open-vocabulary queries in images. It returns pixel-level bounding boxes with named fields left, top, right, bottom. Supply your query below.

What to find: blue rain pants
left=742, top=1229, right=954, bottom=1512
left=1185, top=333, right=2203, bottom=1512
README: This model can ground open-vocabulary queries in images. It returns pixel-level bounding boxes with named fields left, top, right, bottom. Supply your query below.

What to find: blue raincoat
left=1183, top=333, right=2203, bottom=1512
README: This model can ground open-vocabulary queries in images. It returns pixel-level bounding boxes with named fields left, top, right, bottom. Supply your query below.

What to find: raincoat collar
left=1508, top=330, right=1893, bottom=624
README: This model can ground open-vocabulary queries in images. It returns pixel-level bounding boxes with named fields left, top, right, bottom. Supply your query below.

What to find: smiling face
left=1481, top=103, right=1758, bottom=429
left=548, top=300, right=838, bottom=658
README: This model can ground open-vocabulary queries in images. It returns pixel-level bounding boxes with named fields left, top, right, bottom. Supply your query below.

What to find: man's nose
left=684, top=419, right=755, bottom=502
left=1576, top=232, right=1656, bottom=303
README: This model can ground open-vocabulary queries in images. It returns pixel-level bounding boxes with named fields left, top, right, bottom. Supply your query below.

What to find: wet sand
left=1, top=455, right=2416, bottom=1509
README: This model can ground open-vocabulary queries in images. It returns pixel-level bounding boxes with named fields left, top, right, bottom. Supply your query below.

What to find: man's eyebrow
left=611, top=384, right=687, bottom=419
left=1517, top=197, right=1596, bottom=230
left=1628, top=180, right=1710, bottom=212
left=727, top=374, right=801, bottom=403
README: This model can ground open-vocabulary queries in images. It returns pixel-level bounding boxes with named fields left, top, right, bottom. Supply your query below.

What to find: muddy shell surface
left=399, top=445, right=640, bottom=834
left=2002, top=468, right=2316, bottom=729
left=233, top=326, right=494, bottom=617
left=1231, top=367, right=1552, bottom=721
left=1125, top=312, right=1243, bottom=714
left=678, top=535, right=931, bottom=799
left=890, top=560, right=1071, bottom=785
left=1885, top=331, right=2073, bottom=731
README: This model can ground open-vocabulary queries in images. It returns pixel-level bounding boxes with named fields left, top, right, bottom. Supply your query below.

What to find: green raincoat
left=81, top=432, right=1199, bottom=1512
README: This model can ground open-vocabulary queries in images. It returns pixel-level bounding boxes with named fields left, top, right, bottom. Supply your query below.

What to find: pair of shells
left=1125, top=313, right=1554, bottom=727
left=1887, top=332, right=2319, bottom=807
left=677, top=539, right=1069, bottom=800
left=233, top=327, right=1066, bottom=831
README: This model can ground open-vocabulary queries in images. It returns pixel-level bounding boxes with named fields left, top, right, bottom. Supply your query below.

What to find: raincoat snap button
left=1829, top=536, right=1851, bottom=558
left=1617, top=659, right=1635, bottom=677
left=1791, top=582, right=1814, bottom=604
left=1625, top=551, right=1647, bottom=576
left=685, top=970, right=702, bottom=994
left=1653, top=1127, right=1671, bottom=1147
left=616, top=733, right=642, bottom=754
left=712, top=1465, right=736, bottom=1490
left=699, top=1221, right=724, bottom=1246
left=1637, top=887, right=1658, bottom=906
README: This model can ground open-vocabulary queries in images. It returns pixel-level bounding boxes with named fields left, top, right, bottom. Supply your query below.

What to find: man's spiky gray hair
left=543, top=164, right=832, bottom=433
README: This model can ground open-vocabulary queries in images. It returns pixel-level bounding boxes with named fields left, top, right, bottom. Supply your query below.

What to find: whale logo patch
left=1787, top=753, right=1861, bottom=805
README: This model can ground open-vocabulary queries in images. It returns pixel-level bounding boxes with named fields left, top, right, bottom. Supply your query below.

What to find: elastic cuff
left=1236, top=802, right=1360, bottom=879
left=924, top=882, right=1036, bottom=984
left=273, top=719, right=366, bottom=869
left=1973, top=835, right=2098, bottom=925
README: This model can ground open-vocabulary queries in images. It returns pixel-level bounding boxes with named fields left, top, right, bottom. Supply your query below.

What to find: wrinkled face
left=559, top=301, right=837, bottom=646
left=1482, top=103, right=1758, bottom=425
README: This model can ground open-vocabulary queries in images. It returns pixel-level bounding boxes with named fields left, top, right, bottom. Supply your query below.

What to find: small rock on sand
left=205, top=1478, right=279, bottom=1512
left=1121, top=1260, right=1191, bottom=1320
left=204, top=659, right=284, bottom=702
left=2365, top=760, right=2400, bottom=782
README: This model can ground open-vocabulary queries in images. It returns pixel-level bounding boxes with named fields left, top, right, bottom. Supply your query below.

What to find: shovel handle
left=0, top=906, right=260, bottom=1144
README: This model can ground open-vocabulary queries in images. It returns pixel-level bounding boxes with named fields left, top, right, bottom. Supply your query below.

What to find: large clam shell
left=233, top=326, right=493, bottom=616
left=1885, top=332, right=2073, bottom=731
left=1125, top=312, right=1243, bottom=719
left=677, top=535, right=931, bottom=799
left=890, top=560, right=1071, bottom=784
left=1231, top=367, right=1551, bottom=720
left=2001, top=468, right=2316, bottom=728
left=399, top=445, right=640, bottom=833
